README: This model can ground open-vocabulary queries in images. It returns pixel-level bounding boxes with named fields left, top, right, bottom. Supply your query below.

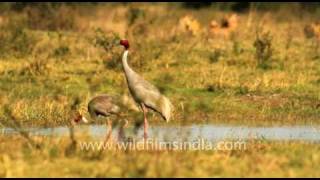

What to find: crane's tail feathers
left=160, top=96, right=173, bottom=123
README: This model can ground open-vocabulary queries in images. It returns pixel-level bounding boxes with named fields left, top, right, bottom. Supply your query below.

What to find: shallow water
left=1, top=124, right=320, bottom=142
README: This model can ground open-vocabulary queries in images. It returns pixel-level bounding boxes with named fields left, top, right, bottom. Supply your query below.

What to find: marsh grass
left=0, top=134, right=319, bottom=177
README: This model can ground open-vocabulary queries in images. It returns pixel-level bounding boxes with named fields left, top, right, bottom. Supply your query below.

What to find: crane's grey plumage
left=122, top=51, right=172, bottom=122
left=79, top=94, right=128, bottom=141
left=76, top=94, right=120, bottom=123
left=87, top=94, right=120, bottom=119
left=77, top=93, right=139, bottom=124
left=120, top=39, right=173, bottom=139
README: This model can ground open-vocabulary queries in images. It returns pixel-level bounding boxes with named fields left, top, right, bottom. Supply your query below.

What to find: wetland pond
left=1, top=124, right=320, bottom=143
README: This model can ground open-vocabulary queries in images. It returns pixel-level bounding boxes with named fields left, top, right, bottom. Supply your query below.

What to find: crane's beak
left=81, top=116, right=89, bottom=123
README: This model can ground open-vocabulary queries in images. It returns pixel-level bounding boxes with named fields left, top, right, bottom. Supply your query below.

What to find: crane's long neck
left=122, top=50, right=137, bottom=83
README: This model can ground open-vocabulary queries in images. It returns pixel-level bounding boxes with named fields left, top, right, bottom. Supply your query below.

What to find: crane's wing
left=132, top=75, right=162, bottom=100
left=88, top=95, right=120, bottom=117
left=138, top=78, right=161, bottom=94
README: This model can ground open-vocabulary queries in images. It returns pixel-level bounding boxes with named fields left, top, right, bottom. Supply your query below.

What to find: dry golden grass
left=0, top=135, right=319, bottom=177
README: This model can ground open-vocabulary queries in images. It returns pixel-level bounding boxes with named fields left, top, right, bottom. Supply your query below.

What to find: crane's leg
left=141, top=104, right=148, bottom=141
left=103, top=119, right=113, bottom=145
left=118, top=119, right=128, bottom=142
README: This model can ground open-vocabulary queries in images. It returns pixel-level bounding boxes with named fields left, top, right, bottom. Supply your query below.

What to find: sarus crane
left=74, top=94, right=129, bottom=141
left=119, top=39, right=173, bottom=140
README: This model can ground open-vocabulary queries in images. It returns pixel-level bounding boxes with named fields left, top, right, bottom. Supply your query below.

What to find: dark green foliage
left=53, top=46, right=70, bottom=58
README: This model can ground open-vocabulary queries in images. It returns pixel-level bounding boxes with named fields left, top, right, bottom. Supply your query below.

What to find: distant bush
left=53, top=45, right=70, bottom=59
left=127, top=7, right=146, bottom=26
left=300, top=2, right=320, bottom=12
left=0, top=16, right=37, bottom=58
left=0, top=2, right=12, bottom=14
left=182, top=2, right=320, bottom=13
left=93, top=28, right=120, bottom=52
left=182, top=2, right=213, bottom=9
left=24, top=3, right=77, bottom=31
left=126, top=6, right=151, bottom=39
left=92, top=28, right=122, bottom=70
left=8, top=2, right=103, bottom=12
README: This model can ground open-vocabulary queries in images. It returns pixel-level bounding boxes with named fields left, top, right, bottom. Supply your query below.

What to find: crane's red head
left=120, top=39, right=129, bottom=50
left=73, top=112, right=82, bottom=123
left=73, top=111, right=89, bottom=124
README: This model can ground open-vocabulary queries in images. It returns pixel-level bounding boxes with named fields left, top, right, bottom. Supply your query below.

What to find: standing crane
left=119, top=39, right=173, bottom=140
